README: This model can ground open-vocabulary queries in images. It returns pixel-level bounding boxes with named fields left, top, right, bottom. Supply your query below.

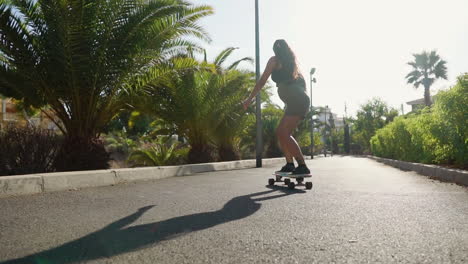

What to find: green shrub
left=103, top=132, right=137, bottom=156
left=371, top=74, right=468, bottom=168
left=0, top=125, right=62, bottom=176
left=128, top=137, right=188, bottom=167
left=433, top=75, right=468, bottom=166
left=353, top=98, right=400, bottom=154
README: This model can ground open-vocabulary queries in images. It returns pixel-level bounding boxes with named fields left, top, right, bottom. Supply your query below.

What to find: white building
left=313, top=107, right=345, bottom=129
left=406, top=96, right=435, bottom=112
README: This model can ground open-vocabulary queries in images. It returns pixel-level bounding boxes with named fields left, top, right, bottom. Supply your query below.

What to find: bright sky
left=191, top=0, right=468, bottom=117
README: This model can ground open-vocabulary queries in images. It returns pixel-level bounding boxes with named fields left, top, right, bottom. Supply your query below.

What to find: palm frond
left=405, top=70, right=421, bottom=79
left=213, top=47, right=237, bottom=67
left=413, top=52, right=429, bottom=70
left=432, top=60, right=448, bottom=80
left=228, top=56, right=253, bottom=70
left=407, top=61, right=418, bottom=69
left=428, top=50, right=440, bottom=67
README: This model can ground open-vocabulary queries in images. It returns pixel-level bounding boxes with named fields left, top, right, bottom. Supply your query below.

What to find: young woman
left=243, top=39, right=311, bottom=175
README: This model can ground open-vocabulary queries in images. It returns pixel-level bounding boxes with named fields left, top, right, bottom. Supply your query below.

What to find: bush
left=128, top=137, right=189, bottom=167
left=53, top=137, right=110, bottom=172
left=352, top=98, right=400, bottom=153
left=0, top=125, right=62, bottom=176
left=433, top=75, right=468, bottom=166
left=371, top=116, right=422, bottom=162
left=103, top=132, right=137, bottom=156
left=371, top=74, right=468, bottom=168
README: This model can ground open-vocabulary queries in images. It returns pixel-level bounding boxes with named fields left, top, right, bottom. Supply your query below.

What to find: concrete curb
left=0, top=158, right=286, bottom=198
left=368, top=156, right=468, bottom=187
left=0, top=175, right=43, bottom=197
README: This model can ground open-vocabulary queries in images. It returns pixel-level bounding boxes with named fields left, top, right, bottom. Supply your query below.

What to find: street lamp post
left=255, top=0, right=262, bottom=167
left=324, top=105, right=328, bottom=157
left=309, top=68, right=316, bottom=159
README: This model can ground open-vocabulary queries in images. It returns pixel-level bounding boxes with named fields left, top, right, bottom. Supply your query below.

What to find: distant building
left=335, top=117, right=345, bottom=129
left=0, top=98, right=22, bottom=127
left=0, top=98, right=59, bottom=130
left=313, top=106, right=345, bottom=129
left=406, top=96, right=435, bottom=112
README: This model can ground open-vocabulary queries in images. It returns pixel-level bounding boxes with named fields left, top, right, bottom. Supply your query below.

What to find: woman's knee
left=276, top=127, right=290, bottom=140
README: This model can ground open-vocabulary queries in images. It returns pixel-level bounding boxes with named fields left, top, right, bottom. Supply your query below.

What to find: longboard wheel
left=296, top=177, right=304, bottom=184
left=288, top=182, right=296, bottom=190
left=305, top=182, right=313, bottom=190
left=268, top=178, right=275, bottom=186
left=284, top=178, right=291, bottom=185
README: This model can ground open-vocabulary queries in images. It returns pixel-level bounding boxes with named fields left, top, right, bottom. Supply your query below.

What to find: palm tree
left=138, top=48, right=254, bottom=163
left=207, top=48, right=254, bottom=161
left=262, top=103, right=283, bottom=158
left=210, top=70, right=255, bottom=161
left=138, top=58, right=218, bottom=163
left=406, top=51, right=448, bottom=107
left=0, top=0, right=212, bottom=171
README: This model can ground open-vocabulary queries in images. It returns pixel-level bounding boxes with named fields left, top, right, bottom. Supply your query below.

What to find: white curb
left=0, top=158, right=286, bottom=198
left=368, top=156, right=468, bottom=187
left=41, top=170, right=117, bottom=192
left=0, top=175, right=43, bottom=196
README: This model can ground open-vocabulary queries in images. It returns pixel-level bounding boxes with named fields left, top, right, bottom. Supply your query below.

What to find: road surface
left=1, top=156, right=467, bottom=263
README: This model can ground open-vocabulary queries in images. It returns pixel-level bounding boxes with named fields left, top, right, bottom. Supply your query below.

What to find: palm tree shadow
left=2, top=189, right=304, bottom=264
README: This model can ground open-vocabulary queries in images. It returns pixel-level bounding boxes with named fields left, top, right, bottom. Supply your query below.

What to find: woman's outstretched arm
left=242, top=56, right=277, bottom=110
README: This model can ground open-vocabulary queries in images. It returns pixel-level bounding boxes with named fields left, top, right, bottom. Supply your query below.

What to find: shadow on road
left=2, top=189, right=303, bottom=264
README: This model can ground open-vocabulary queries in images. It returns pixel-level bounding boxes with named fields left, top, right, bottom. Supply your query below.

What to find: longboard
left=269, top=172, right=313, bottom=190
left=274, top=172, right=312, bottom=178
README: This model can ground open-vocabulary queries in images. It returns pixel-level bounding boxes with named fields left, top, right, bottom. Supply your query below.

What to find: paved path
left=1, top=156, right=467, bottom=263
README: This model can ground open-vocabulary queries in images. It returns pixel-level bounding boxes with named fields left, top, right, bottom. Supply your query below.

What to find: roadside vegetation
left=371, top=74, right=467, bottom=169
left=0, top=0, right=320, bottom=175
left=349, top=98, right=399, bottom=154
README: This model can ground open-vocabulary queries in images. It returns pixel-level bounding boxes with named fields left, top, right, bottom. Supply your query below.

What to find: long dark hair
left=273, top=39, right=300, bottom=80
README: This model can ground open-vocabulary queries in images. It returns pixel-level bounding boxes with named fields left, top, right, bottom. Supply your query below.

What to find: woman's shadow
left=3, top=187, right=304, bottom=264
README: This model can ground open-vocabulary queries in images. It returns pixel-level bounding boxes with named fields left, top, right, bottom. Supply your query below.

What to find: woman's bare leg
left=276, top=115, right=306, bottom=165
left=280, top=145, right=294, bottom=164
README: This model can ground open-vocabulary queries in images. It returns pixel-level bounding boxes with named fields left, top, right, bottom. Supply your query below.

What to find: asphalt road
left=0, top=156, right=467, bottom=264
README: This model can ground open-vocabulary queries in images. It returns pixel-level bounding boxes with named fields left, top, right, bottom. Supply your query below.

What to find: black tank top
left=272, top=69, right=305, bottom=87
left=271, top=69, right=294, bottom=84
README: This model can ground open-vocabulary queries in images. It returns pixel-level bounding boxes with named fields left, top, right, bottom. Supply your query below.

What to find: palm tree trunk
left=423, top=83, right=432, bottom=107
left=188, top=143, right=216, bottom=164
left=218, top=144, right=240, bottom=161
left=54, top=134, right=110, bottom=172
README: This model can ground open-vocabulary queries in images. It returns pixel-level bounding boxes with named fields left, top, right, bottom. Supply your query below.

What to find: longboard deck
left=273, top=172, right=312, bottom=178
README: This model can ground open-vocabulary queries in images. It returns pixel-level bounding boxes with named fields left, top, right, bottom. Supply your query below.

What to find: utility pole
left=0, top=98, right=5, bottom=131
left=345, top=102, right=348, bottom=119
left=324, top=105, right=328, bottom=157
left=255, top=0, right=262, bottom=167
left=329, top=106, right=334, bottom=156
left=309, top=68, right=316, bottom=159
left=344, top=102, right=350, bottom=154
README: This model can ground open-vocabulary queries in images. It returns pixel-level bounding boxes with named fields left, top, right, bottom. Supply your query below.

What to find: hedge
left=371, top=74, right=468, bottom=168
